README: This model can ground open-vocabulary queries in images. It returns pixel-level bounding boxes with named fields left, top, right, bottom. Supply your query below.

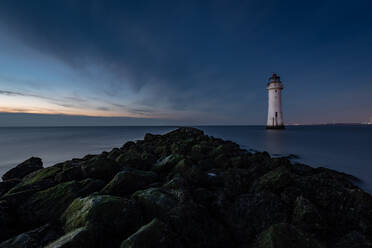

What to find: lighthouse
left=266, top=73, right=285, bottom=129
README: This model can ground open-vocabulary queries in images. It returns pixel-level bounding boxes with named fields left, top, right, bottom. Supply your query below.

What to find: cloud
left=0, top=90, right=27, bottom=96
left=0, top=1, right=255, bottom=102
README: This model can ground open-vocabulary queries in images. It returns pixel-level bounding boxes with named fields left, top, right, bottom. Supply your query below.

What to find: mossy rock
left=44, top=227, right=93, bottom=248
left=101, top=169, right=158, bottom=196
left=132, top=187, right=178, bottom=218
left=120, top=218, right=178, bottom=248
left=7, top=166, right=61, bottom=194
left=116, top=150, right=155, bottom=170
left=214, top=153, right=230, bottom=168
left=62, top=195, right=123, bottom=232
left=2, top=157, right=43, bottom=181
left=18, top=179, right=104, bottom=226
left=163, top=175, right=186, bottom=189
left=62, top=194, right=143, bottom=242
left=292, top=196, right=324, bottom=235
left=0, top=200, right=19, bottom=242
left=190, top=144, right=205, bottom=161
left=81, top=157, right=119, bottom=182
left=224, top=192, right=288, bottom=243
left=0, top=224, right=61, bottom=248
left=252, top=166, right=293, bottom=193
left=255, top=223, right=323, bottom=248
left=55, top=166, right=84, bottom=183
left=0, top=179, right=21, bottom=197
left=153, top=154, right=183, bottom=173
left=171, top=159, right=192, bottom=176
left=107, top=148, right=121, bottom=161
left=153, top=145, right=168, bottom=157
left=163, top=203, right=232, bottom=247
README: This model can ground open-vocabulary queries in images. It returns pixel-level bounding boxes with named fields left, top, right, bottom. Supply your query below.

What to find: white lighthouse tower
left=266, top=73, right=285, bottom=129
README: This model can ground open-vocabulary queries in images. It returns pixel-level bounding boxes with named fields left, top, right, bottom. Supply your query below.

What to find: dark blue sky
left=0, top=0, right=371, bottom=125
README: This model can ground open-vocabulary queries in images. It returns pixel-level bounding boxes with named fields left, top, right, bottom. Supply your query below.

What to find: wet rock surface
left=2, top=157, right=43, bottom=181
left=0, top=127, right=371, bottom=247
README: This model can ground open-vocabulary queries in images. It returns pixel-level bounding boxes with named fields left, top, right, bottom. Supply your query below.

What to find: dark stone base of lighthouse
left=266, top=125, right=285, bottom=129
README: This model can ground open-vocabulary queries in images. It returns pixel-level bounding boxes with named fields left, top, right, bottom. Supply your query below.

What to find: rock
left=292, top=196, right=325, bottom=236
left=1, top=127, right=372, bottom=247
left=115, top=149, right=156, bottom=170
left=121, top=141, right=137, bottom=151
left=61, top=194, right=143, bottom=247
left=54, top=160, right=85, bottom=183
left=120, top=218, right=178, bottom=248
left=6, top=166, right=62, bottom=194
left=223, top=168, right=253, bottom=197
left=18, top=179, right=105, bottom=227
left=81, top=156, right=120, bottom=182
left=0, top=200, right=18, bottom=242
left=294, top=172, right=372, bottom=239
left=255, top=223, right=323, bottom=248
left=170, top=158, right=193, bottom=177
left=132, top=187, right=178, bottom=218
left=0, top=179, right=20, bottom=197
left=44, top=227, right=93, bottom=248
left=162, top=175, right=186, bottom=189
left=0, top=224, right=61, bottom=248
left=153, top=154, right=183, bottom=173
left=163, top=203, right=232, bottom=247
left=101, top=169, right=158, bottom=196
left=107, top=148, right=121, bottom=161
left=164, top=127, right=204, bottom=139
left=223, top=192, right=288, bottom=243
left=252, top=165, right=294, bottom=193
left=144, top=133, right=162, bottom=142
left=333, top=231, right=372, bottom=248
left=2, top=157, right=43, bottom=181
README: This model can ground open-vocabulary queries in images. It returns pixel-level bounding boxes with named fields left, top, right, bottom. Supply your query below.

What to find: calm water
left=0, top=125, right=371, bottom=192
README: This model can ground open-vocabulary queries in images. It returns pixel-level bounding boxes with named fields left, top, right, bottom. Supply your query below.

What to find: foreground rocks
left=0, top=127, right=372, bottom=248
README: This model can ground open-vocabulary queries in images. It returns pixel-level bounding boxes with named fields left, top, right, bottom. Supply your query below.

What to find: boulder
left=120, top=218, right=178, bottom=248
left=333, top=231, right=372, bottom=248
left=0, top=179, right=20, bottom=197
left=255, top=223, right=323, bottom=248
left=251, top=165, right=294, bottom=193
left=2, top=157, right=43, bottom=181
left=132, top=187, right=178, bottom=218
left=61, top=194, right=143, bottom=246
left=0, top=200, right=18, bottom=242
left=115, top=149, right=156, bottom=170
left=292, top=196, right=325, bottom=236
left=101, top=169, right=158, bottom=196
left=153, top=154, right=183, bottom=173
left=44, top=227, right=93, bottom=248
left=164, top=127, right=204, bottom=140
left=107, top=148, right=121, bottom=161
left=223, top=192, right=288, bottom=243
left=0, top=224, right=61, bottom=248
left=6, top=166, right=61, bottom=194
left=81, top=156, right=120, bottom=182
left=18, top=179, right=105, bottom=227
left=54, top=160, right=85, bottom=183
left=163, top=203, right=233, bottom=247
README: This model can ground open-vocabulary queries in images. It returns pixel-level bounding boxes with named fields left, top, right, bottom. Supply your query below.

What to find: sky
left=0, top=0, right=371, bottom=126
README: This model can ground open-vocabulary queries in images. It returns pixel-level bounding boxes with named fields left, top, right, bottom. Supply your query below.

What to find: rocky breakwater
left=0, top=127, right=371, bottom=248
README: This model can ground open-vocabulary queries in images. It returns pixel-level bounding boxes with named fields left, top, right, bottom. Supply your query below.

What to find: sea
left=0, top=125, right=371, bottom=193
